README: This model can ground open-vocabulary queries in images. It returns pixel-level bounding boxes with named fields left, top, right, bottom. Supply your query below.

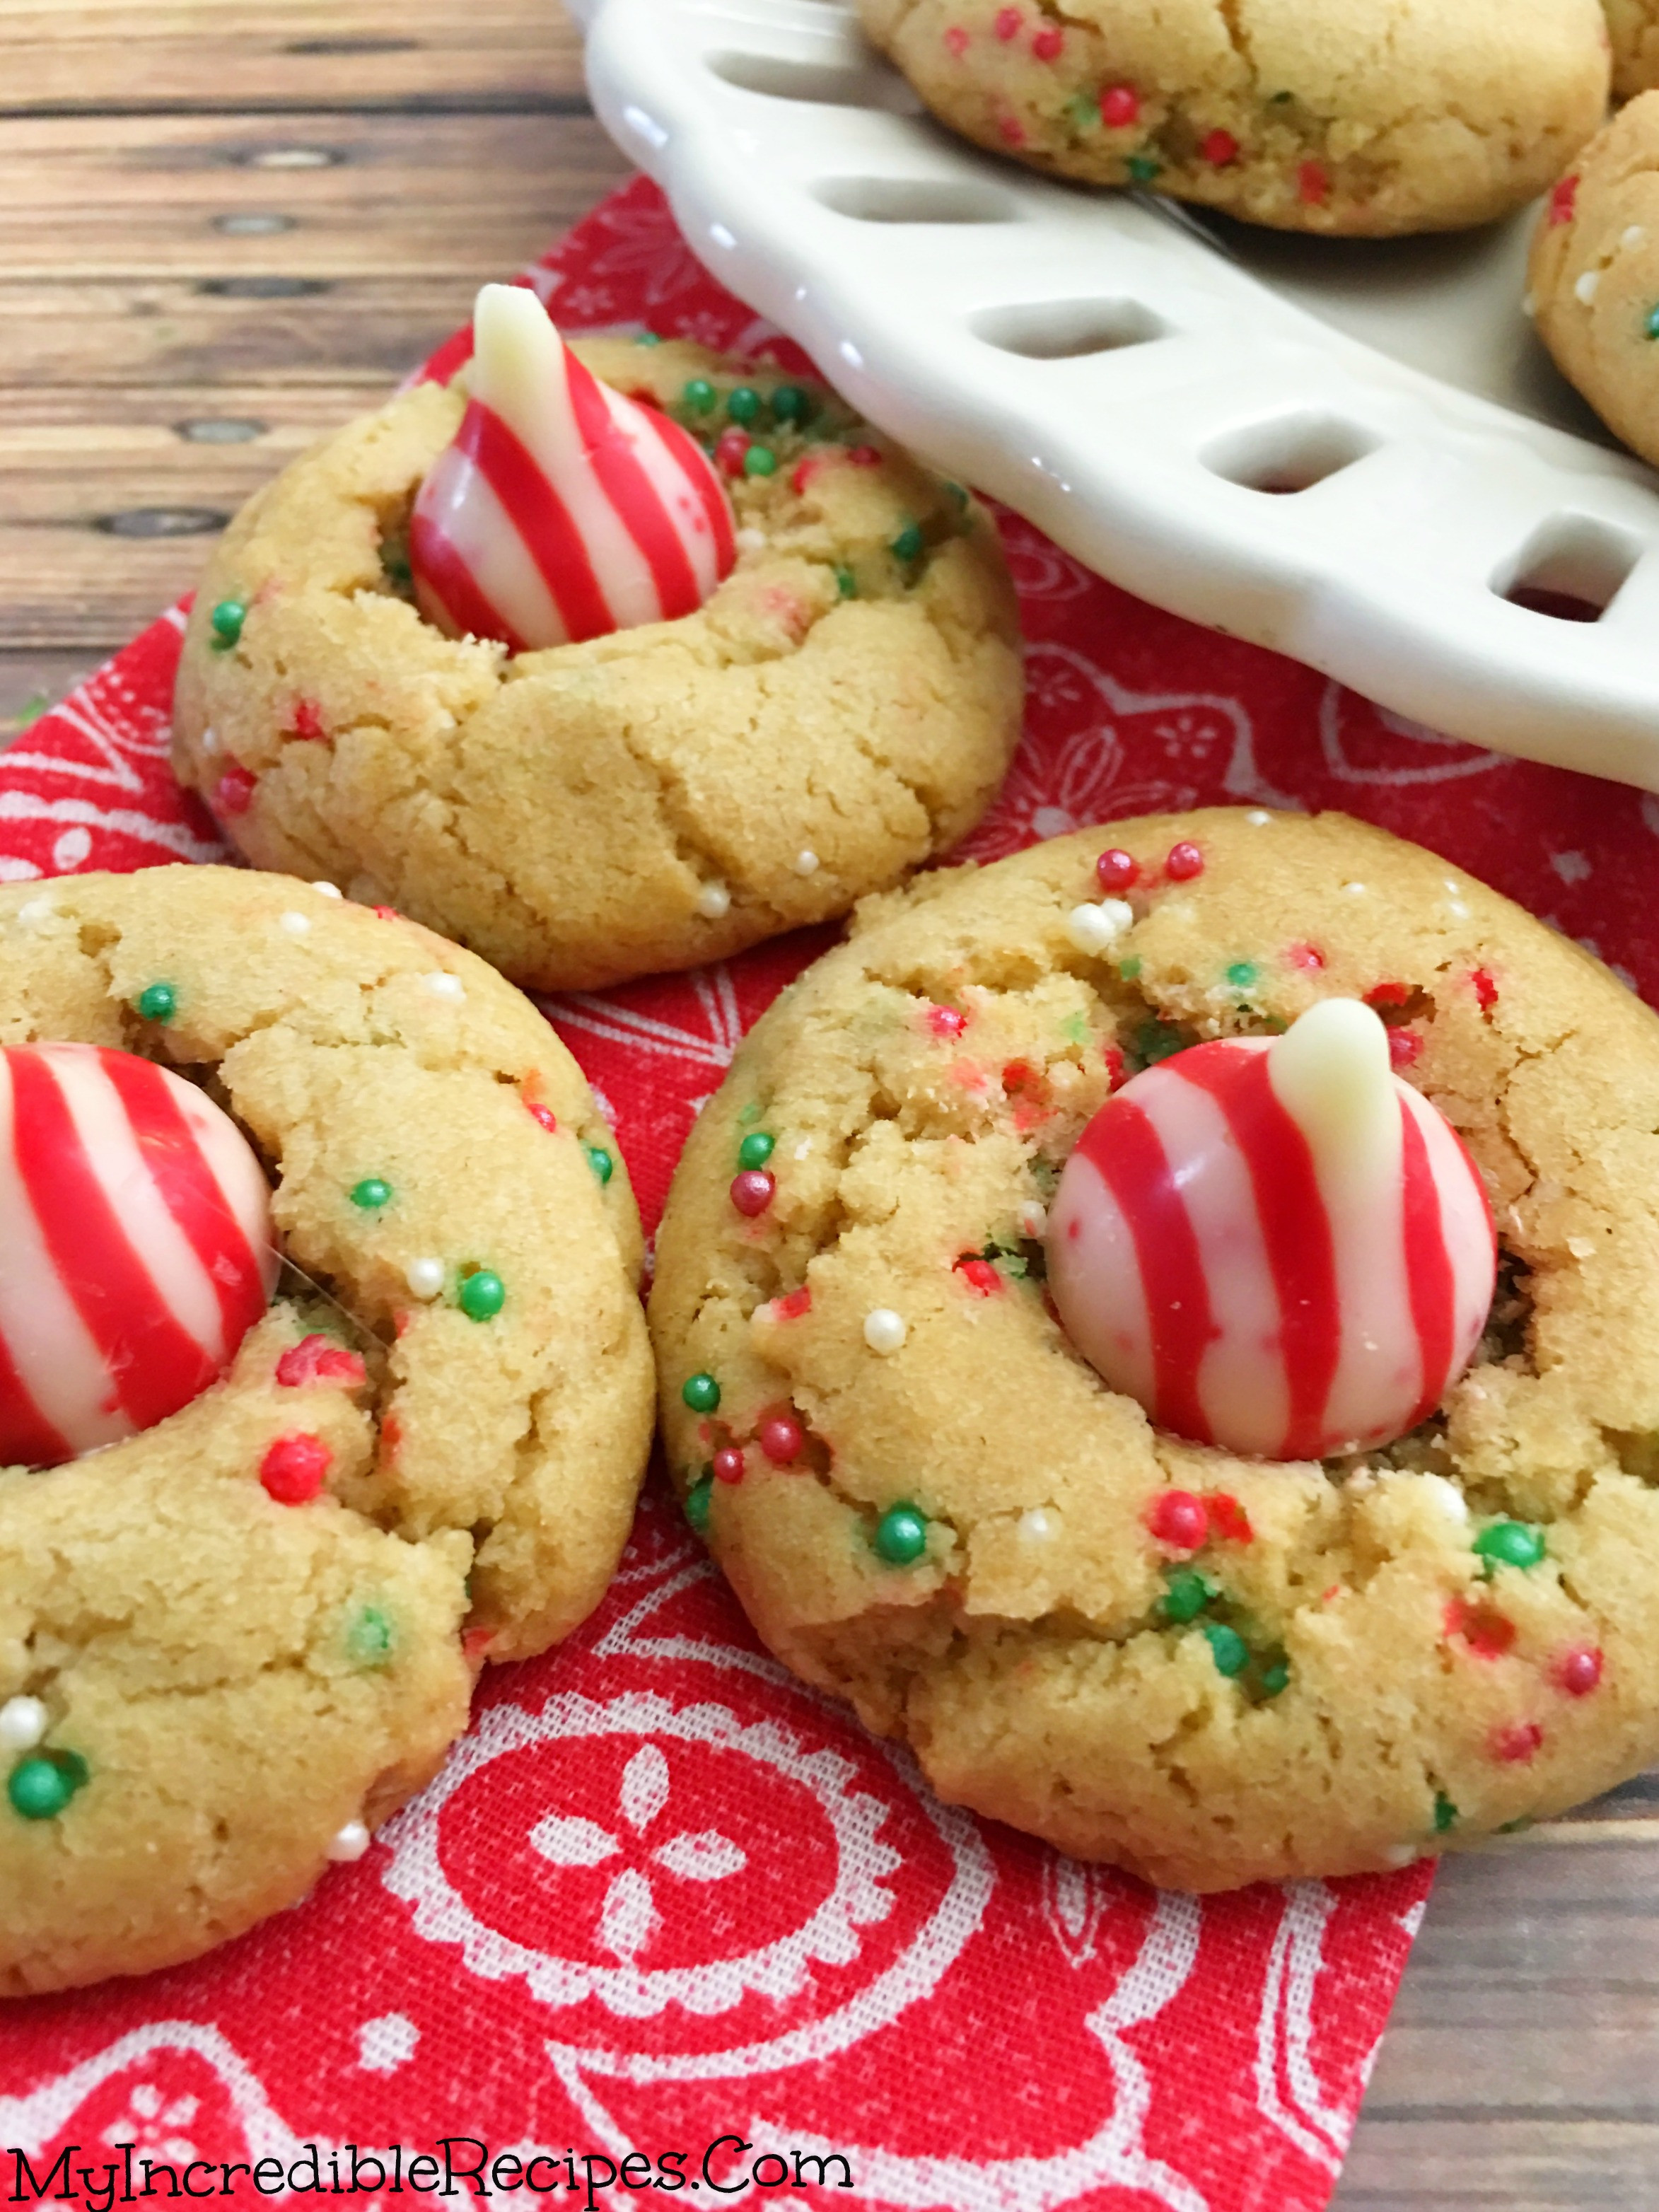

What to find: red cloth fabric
left=11, top=170, right=1651, bottom=2210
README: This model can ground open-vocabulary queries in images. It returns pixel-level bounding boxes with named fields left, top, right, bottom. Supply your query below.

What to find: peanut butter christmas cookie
left=858, top=0, right=1609, bottom=236
left=0, top=866, right=653, bottom=1993
left=651, top=808, right=1659, bottom=1890
left=173, top=291, right=1023, bottom=994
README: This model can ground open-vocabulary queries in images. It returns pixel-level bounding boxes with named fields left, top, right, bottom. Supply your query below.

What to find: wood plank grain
left=0, top=0, right=588, bottom=114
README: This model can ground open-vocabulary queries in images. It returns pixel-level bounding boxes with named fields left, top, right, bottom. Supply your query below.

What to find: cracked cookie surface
left=649, top=809, right=1659, bottom=1890
left=858, top=0, right=1609, bottom=235
left=0, top=866, right=653, bottom=1993
left=172, top=338, right=1023, bottom=994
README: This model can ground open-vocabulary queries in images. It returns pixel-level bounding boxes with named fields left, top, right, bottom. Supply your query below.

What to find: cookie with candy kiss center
left=1046, top=999, right=1496, bottom=1460
left=0, top=1042, right=277, bottom=1469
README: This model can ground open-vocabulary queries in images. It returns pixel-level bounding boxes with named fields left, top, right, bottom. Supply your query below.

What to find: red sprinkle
left=994, top=4, right=1021, bottom=35
left=790, top=454, right=825, bottom=495
left=846, top=444, right=883, bottom=468
left=955, top=1256, right=1003, bottom=1296
left=926, top=1004, right=968, bottom=1040
left=712, top=1445, right=747, bottom=1484
left=757, top=1414, right=804, bottom=1465
left=1298, top=160, right=1329, bottom=206
left=1104, top=1044, right=1127, bottom=1090
left=1388, top=1030, right=1424, bottom=1071
left=215, top=767, right=256, bottom=816
left=1549, top=174, right=1579, bottom=226
left=260, top=1432, right=332, bottom=1505
left=373, top=904, right=398, bottom=921
left=996, top=109, right=1026, bottom=146
left=525, top=1099, right=558, bottom=1134
left=1367, top=980, right=1411, bottom=1010
left=1491, top=1720, right=1544, bottom=1765
left=1201, top=128, right=1239, bottom=167
left=1095, top=846, right=1139, bottom=892
left=1554, top=1645, right=1604, bottom=1696
left=291, top=698, right=327, bottom=742
left=1165, top=840, right=1204, bottom=882
left=276, top=1334, right=366, bottom=1389
left=1032, top=25, right=1062, bottom=59
left=716, top=429, right=750, bottom=478
left=772, top=1286, right=813, bottom=1320
left=1445, top=1595, right=1515, bottom=1659
left=943, top=23, right=969, bottom=54
left=462, top=1626, right=495, bottom=1664
left=1287, top=942, right=1325, bottom=971
left=1471, top=968, right=1498, bottom=1014
left=1208, top=1493, right=1254, bottom=1544
left=730, top=1168, right=776, bottom=1217
left=1001, top=1057, right=1042, bottom=1096
left=1146, top=1489, right=1208, bottom=1552
left=1100, top=84, right=1140, bottom=127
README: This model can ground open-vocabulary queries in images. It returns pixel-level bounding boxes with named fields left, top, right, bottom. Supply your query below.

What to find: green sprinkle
left=382, top=549, right=412, bottom=586
left=209, top=599, right=247, bottom=651
left=1160, top=1565, right=1216, bottom=1624
left=1474, top=1520, right=1547, bottom=1573
left=945, top=481, right=969, bottom=512
left=1646, top=305, right=1659, bottom=340
left=1136, top=1018, right=1187, bottom=1066
left=769, top=384, right=810, bottom=424
left=7, top=1753, right=86, bottom=1822
left=1498, top=1815, right=1535, bottom=1835
left=136, top=982, right=177, bottom=1024
left=348, top=1607, right=395, bottom=1668
left=686, top=1472, right=713, bottom=1534
left=458, top=1268, right=505, bottom=1322
left=743, top=444, right=777, bottom=478
left=834, top=565, right=857, bottom=599
left=1118, top=956, right=1143, bottom=981
left=1201, top=1622, right=1249, bottom=1677
left=682, top=378, right=717, bottom=415
left=873, top=1503, right=929, bottom=1565
left=726, top=386, right=762, bottom=425
left=682, top=1371, right=721, bottom=1414
left=1226, top=960, right=1257, bottom=989
left=890, top=521, right=925, bottom=565
left=350, top=1176, right=392, bottom=1211
left=586, top=1145, right=614, bottom=1184
left=1062, top=1012, right=1090, bottom=1044
left=1259, top=1655, right=1291, bottom=1699
left=1126, top=154, right=1161, bottom=185
left=1065, top=92, right=1098, bottom=130
left=737, top=1131, right=776, bottom=1170
left=635, top=330, right=663, bottom=345
left=1433, top=1791, right=1459, bottom=1834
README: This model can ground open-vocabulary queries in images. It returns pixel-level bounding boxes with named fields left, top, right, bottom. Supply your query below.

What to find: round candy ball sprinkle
left=587, top=1146, right=614, bottom=1183
left=1160, top=1566, right=1216, bottom=1623
left=873, top=1503, right=929, bottom=1564
left=326, top=1820, right=371, bottom=1863
left=1146, top=1489, right=1208, bottom=1552
left=697, top=881, right=732, bottom=919
left=730, top=1169, right=776, bottom=1217
left=686, top=1472, right=713, bottom=1532
left=1126, top=155, right=1161, bottom=185
left=278, top=910, right=310, bottom=937
left=406, top=1256, right=446, bottom=1299
left=1226, top=960, right=1257, bottom=989
left=0, top=1697, right=47, bottom=1755
left=743, top=445, right=777, bottom=479
left=350, top=1176, right=392, bottom=1210
left=136, top=982, right=177, bottom=1024
left=8, top=1753, right=86, bottom=1822
left=890, top=521, right=925, bottom=565
left=276, top=1334, right=366, bottom=1388
left=1066, top=900, right=1133, bottom=955
left=1259, top=1655, right=1291, bottom=1699
left=260, top=1431, right=332, bottom=1505
left=682, top=377, right=716, bottom=414
left=458, top=1269, right=505, bottom=1322
left=525, top=1100, right=558, bottom=1134
left=738, top=1131, right=775, bottom=1170
left=1555, top=1645, right=1604, bottom=1696
left=421, top=972, right=465, bottom=1003
left=863, top=1308, right=907, bottom=1354
left=1201, top=1621, right=1249, bottom=1677
left=348, top=1607, right=395, bottom=1668
left=769, top=385, right=809, bottom=423
left=1474, top=1520, right=1547, bottom=1573
left=1100, top=83, right=1139, bottom=126
left=727, top=386, right=762, bottom=425
left=758, top=1413, right=804, bottom=1465
left=712, top=1445, right=746, bottom=1484
left=1165, top=840, right=1204, bottom=881
left=209, top=599, right=247, bottom=650
left=1032, top=23, right=1062, bottom=58
left=216, top=767, right=256, bottom=817
left=1203, top=128, right=1240, bottom=166
left=682, top=1370, right=721, bottom=1414
left=1095, top=847, right=1138, bottom=892
left=1433, top=1791, right=1459, bottom=1832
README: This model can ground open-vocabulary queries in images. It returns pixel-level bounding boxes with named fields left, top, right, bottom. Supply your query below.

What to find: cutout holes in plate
left=1202, top=412, right=1378, bottom=496
left=811, top=176, right=1021, bottom=225
left=971, top=297, right=1168, bottom=359
left=1496, top=515, right=1641, bottom=624
left=708, top=52, right=922, bottom=113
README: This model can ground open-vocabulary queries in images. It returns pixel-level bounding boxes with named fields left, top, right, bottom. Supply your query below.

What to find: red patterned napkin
left=6, top=173, right=1654, bottom=2212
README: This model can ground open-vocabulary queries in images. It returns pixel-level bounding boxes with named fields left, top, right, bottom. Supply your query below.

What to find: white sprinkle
left=200, top=724, right=221, bottom=756
left=421, top=972, right=465, bottom=1002
left=863, top=1307, right=907, bottom=1354
left=1382, top=1843, right=1420, bottom=1868
left=1567, top=1233, right=1597, bottom=1259
left=1521, top=290, right=1537, bottom=319
left=1018, top=1507, right=1056, bottom=1542
left=16, top=898, right=54, bottom=929
left=358, top=2013, right=420, bottom=2073
left=1246, top=810, right=1271, bottom=825
left=734, top=526, right=766, bottom=554
left=1018, top=1199, right=1047, bottom=1238
left=1419, top=1473, right=1469, bottom=1525
left=794, top=849, right=820, bottom=876
left=1066, top=897, right=1134, bottom=954
left=1575, top=269, right=1600, bottom=305
left=792, top=1138, right=813, bottom=1160
left=0, top=1696, right=47, bottom=1754
left=406, top=1257, right=446, bottom=1299
left=1625, top=225, right=1650, bottom=252
left=312, top=880, right=343, bottom=899
left=279, top=910, right=311, bottom=937
left=1445, top=900, right=1469, bottom=920
left=327, top=1820, right=371, bottom=1862
left=696, top=882, right=731, bottom=919
left=1342, top=882, right=1367, bottom=897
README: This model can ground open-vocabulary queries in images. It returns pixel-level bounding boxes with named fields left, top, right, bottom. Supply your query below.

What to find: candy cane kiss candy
left=0, top=1044, right=278, bottom=1469
left=409, top=283, right=737, bottom=653
left=1047, top=999, right=1496, bottom=1460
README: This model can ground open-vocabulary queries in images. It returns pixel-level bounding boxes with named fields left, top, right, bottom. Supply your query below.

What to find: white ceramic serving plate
left=581, top=0, right=1659, bottom=788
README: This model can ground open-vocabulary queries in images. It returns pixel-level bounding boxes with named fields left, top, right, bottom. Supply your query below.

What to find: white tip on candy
left=1066, top=900, right=1134, bottom=955
left=0, top=1696, right=47, bottom=1754
left=326, top=1820, right=371, bottom=1862
left=863, top=1308, right=907, bottom=1354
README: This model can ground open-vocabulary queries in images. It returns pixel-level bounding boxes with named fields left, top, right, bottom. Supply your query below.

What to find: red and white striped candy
left=1047, top=999, right=1496, bottom=1460
left=0, top=1044, right=278, bottom=1468
left=409, top=283, right=736, bottom=653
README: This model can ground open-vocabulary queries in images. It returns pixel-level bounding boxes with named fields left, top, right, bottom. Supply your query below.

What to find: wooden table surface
left=4, top=6, right=1655, bottom=2204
